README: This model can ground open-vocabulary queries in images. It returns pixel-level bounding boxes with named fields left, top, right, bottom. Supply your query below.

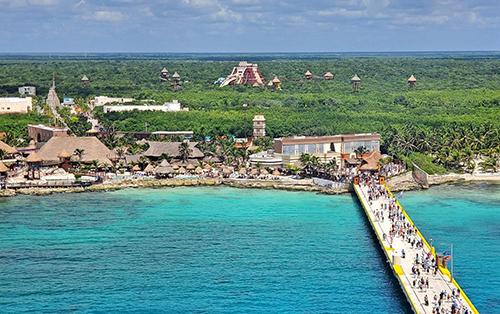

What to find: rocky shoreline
left=1, top=172, right=498, bottom=198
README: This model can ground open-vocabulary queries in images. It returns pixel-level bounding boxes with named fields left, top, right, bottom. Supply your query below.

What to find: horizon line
left=1, top=50, right=499, bottom=55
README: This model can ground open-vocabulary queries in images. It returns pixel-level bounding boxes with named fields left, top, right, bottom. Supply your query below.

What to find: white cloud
left=317, top=8, right=366, bottom=18
left=0, top=0, right=57, bottom=7
left=84, top=10, right=127, bottom=22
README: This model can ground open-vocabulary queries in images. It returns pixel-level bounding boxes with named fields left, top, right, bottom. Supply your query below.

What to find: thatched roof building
left=305, top=70, right=313, bottom=80
left=0, top=140, right=17, bottom=155
left=26, top=152, right=42, bottom=163
left=144, top=164, right=155, bottom=173
left=37, top=137, right=116, bottom=165
left=324, top=72, right=334, bottom=80
left=359, top=151, right=381, bottom=171
left=143, top=141, right=204, bottom=159
left=0, top=161, right=9, bottom=173
left=351, top=74, right=361, bottom=82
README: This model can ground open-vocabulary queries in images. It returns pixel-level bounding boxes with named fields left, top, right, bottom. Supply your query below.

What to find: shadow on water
left=350, top=193, right=413, bottom=314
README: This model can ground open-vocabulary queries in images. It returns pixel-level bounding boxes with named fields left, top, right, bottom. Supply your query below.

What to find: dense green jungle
left=0, top=54, right=498, bottom=173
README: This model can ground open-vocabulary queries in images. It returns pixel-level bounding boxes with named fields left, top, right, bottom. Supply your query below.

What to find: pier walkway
left=353, top=175, right=478, bottom=314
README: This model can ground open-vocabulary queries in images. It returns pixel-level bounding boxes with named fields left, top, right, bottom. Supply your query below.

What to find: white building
left=103, top=100, right=188, bottom=113
left=0, top=97, right=32, bottom=114
left=92, top=96, right=135, bottom=107
left=18, top=86, right=36, bottom=96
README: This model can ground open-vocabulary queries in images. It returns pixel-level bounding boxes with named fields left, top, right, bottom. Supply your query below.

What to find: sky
left=0, top=0, right=499, bottom=53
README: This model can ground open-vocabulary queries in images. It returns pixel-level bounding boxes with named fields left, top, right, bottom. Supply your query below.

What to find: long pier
left=353, top=176, right=478, bottom=314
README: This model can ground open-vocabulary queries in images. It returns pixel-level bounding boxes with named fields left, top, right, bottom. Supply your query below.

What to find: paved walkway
left=354, top=178, right=478, bottom=314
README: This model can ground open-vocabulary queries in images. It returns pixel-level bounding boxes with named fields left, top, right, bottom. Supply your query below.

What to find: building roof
left=144, top=164, right=155, bottom=173
left=276, top=133, right=380, bottom=145
left=159, top=159, right=171, bottom=167
left=272, top=76, right=281, bottom=83
left=28, top=124, right=69, bottom=132
left=26, top=152, right=42, bottom=163
left=0, top=140, right=17, bottom=154
left=161, top=67, right=169, bottom=73
left=305, top=70, right=313, bottom=76
left=143, top=141, right=204, bottom=158
left=155, top=165, right=174, bottom=175
left=253, top=115, right=265, bottom=122
left=37, top=137, right=116, bottom=165
left=0, top=161, right=9, bottom=172
left=408, top=75, right=417, bottom=82
left=81, top=75, right=89, bottom=81
left=351, top=74, right=361, bottom=82
left=58, top=150, right=72, bottom=158
left=172, top=72, right=180, bottom=78
left=359, top=150, right=381, bottom=171
left=324, top=72, right=334, bottom=78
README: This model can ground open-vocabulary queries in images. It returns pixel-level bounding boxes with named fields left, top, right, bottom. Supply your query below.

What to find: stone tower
left=253, top=115, right=266, bottom=138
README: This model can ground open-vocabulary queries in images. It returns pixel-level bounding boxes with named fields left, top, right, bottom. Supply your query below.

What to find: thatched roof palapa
left=132, top=165, right=141, bottom=171
left=159, top=159, right=171, bottom=167
left=58, top=150, right=72, bottom=159
left=195, top=166, right=203, bottom=174
left=408, top=75, right=417, bottom=82
left=37, top=137, right=116, bottom=165
left=143, top=141, right=204, bottom=159
left=359, top=151, right=381, bottom=171
left=26, top=152, right=42, bottom=163
left=178, top=167, right=186, bottom=174
left=186, top=164, right=196, bottom=170
left=324, top=72, right=334, bottom=80
left=155, top=165, right=174, bottom=175
left=0, top=140, right=17, bottom=155
left=0, top=161, right=9, bottom=173
left=351, top=74, right=361, bottom=82
left=144, top=164, right=155, bottom=173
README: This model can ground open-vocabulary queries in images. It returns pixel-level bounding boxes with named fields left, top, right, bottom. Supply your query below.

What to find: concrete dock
left=354, top=176, right=478, bottom=314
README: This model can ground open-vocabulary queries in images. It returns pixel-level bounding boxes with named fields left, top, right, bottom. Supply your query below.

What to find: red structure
left=220, top=62, right=265, bottom=87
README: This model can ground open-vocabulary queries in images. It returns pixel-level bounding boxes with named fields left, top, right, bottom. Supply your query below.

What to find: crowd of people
left=358, top=172, right=472, bottom=314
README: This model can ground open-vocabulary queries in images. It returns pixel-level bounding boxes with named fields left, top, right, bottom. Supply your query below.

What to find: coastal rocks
left=222, top=179, right=348, bottom=194
left=0, top=189, right=16, bottom=197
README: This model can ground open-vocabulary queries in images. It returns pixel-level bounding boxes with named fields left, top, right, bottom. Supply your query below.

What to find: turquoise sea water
left=0, top=184, right=498, bottom=313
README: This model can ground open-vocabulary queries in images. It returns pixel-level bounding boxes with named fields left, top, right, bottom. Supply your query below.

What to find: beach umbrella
left=178, top=167, right=186, bottom=174
left=132, top=165, right=141, bottom=172
left=238, top=168, right=247, bottom=175
left=272, top=169, right=281, bottom=176
left=195, top=166, right=203, bottom=174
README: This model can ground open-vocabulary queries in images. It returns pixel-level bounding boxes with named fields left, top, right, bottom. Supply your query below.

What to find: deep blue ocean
left=0, top=184, right=498, bottom=313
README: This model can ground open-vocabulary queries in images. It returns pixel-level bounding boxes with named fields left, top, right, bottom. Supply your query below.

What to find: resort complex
left=0, top=55, right=497, bottom=314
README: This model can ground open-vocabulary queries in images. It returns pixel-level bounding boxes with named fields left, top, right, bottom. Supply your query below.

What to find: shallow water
left=0, top=184, right=498, bottom=313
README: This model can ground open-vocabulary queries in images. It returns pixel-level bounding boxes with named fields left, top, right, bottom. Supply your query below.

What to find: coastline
left=1, top=172, right=498, bottom=198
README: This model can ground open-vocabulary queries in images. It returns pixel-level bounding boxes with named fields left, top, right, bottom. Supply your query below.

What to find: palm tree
left=179, top=142, right=192, bottom=162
